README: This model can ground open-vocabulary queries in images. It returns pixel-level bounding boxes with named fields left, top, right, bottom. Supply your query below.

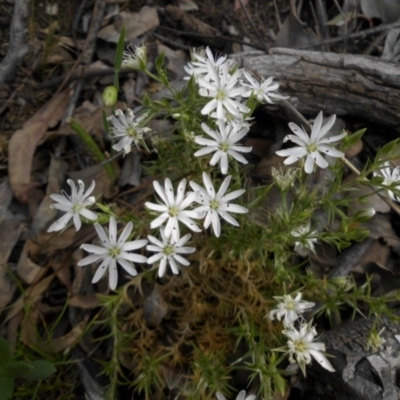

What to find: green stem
left=69, top=118, right=116, bottom=180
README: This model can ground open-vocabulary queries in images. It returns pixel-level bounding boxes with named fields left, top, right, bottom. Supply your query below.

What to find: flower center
left=216, top=89, right=226, bottom=101
left=219, top=141, right=230, bottom=153
left=307, top=142, right=318, bottom=153
left=294, top=340, right=306, bottom=354
left=168, top=206, right=179, bottom=217
left=285, top=300, right=295, bottom=310
left=163, top=244, right=175, bottom=257
left=109, top=246, right=121, bottom=259
left=127, top=126, right=138, bottom=137
left=210, top=199, right=220, bottom=211
left=73, top=203, right=83, bottom=213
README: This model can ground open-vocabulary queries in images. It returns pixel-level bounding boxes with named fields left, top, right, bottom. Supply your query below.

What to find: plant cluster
left=41, top=31, right=400, bottom=400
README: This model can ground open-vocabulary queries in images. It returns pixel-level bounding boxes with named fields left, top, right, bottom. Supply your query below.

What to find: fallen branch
left=0, top=0, right=31, bottom=88
left=231, top=48, right=400, bottom=132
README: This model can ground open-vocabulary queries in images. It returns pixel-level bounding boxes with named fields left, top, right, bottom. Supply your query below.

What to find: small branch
left=0, top=0, right=31, bottom=88
left=237, top=0, right=268, bottom=52
left=301, top=19, right=400, bottom=49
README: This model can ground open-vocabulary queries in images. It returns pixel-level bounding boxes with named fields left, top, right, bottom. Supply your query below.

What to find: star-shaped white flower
left=269, top=293, right=315, bottom=327
left=107, top=109, right=150, bottom=155
left=194, top=120, right=252, bottom=174
left=373, top=161, right=400, bottom=203
left=78, top=217, right=148, bottom=290
left=189, top=173, right=248, bottom=237
left=198, top=62, right=249, bottom=120
left=145, top=178, right=203, bottom=241
left=240, top=70, right=288, bottom=104
left=284, top=321, right=335, bottom=375
left=48, top=179, right=97, bottom=232
left=146, top=227, right=195, bottom=277
left=184, top=46, right=230, bottom=82
left=216, top=390, right=256, bottom=400
left=276, top=111, right=346, bottom=174
left=291, top=224, right=318, bottom=255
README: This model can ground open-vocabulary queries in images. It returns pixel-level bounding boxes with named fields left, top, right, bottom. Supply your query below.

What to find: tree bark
left=231, top=48, right=400, bottom=132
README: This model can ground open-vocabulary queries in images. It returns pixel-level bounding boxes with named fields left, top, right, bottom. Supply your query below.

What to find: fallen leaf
left=4, top=274, right=55, bottom=323
left=17, top=239, right=45, bottom=284
left=143, top=284, right=168, bottom=327
left=275, top=12, right=319, bottom=49
left=8, top=89, right=70, bottom=203
left=157, top=44, right=187, bottom=78
left=361, top=0, right=400, bottom=23
left=234, top=0, right=249, bottom=12
left=178, top=0, right=198, bottom=11
left=98, top=7, right=159, bottom=43
left=68, top=294, right=100, bottom=309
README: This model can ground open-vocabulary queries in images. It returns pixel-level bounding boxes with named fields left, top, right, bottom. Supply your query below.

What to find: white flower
left=276, top=111, right=346, bottom=174
left=269, top=293, right=315, bottom=327
left=240, top=70, right=288, bottom=104
left=184, top=46, right=230, bottom=82
left=77, top=217, right=148, bottom=290
left=145, top=178, right=203, bottom=241
left=198, top=62, right=250, bottom=120
left=291, top=224, right=318, bottom=255
left=189, top=173, right=248, bottom=237
left=284, top=321, right=335, bottom=375
left=194, top=120, right=252, bottom=174
left=373, top=161, right=400, bottom=202
left=107, top=109, right=150, bottom=155
left=48, top=179, right=97, bottom=232
left=146, top=227, right=195, bottom=277
left=121, top=44, right=147, bottom=70
left=216, top=390, right=256, bottom=400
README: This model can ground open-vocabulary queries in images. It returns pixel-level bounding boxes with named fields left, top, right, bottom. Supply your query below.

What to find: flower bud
left=102, top=86, right=118, bottom=107
left=271, top=166, right=297, bottom=191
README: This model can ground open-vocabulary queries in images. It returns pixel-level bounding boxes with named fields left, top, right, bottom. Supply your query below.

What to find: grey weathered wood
left=299, top=312, right=400, bottom=400
left=231, top=48, right=400, bottom=132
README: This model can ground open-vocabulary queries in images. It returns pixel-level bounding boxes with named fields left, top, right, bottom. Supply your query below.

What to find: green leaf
left=69, top=118, right=116, bottom=180
left=343, top=128, right=366, bottom=150
left=0, top=338, right=11, bottom=367
left=23, top=360, right=56, bottom=381
left=377, top=138, right=400, bottom=158
left=114, top=25, right=126, bottom=73
left=0, top=377, right=14, bottom=400
left=155, top=52, right=165, bottom=73
left=113, top=25, right=126, bottom=89
left=273, top=372, right=286, bottom=395
left=1, top=361, right=33, bottom=378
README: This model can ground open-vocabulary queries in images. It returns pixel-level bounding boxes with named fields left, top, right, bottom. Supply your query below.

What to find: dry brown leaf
left=68, top=165, right=117, bottom=199
left=275, top=12, right=319, bottom=48
left=178, top=0, right=198, bottom=11
left=98, top=7, right=159, bottom=43
left=17, top=239, right=45, bottom=284
left=8, top=89, right=70, bottom=203
left=68, top=294, right=100, bottom=309
left=143, top=284, right=168, bottom=327
left=0, top=265, right=16, bottom=311
left=361, top=0, right=400, bottom=23
left=44, top=318, right=88, bottom=352
left=31, top=157, right=68, bottom=235
left=234, top=0, right=249, bottom=12
left=157, top=44, right=187, bottom=78
left=4, top=274, right=55, bottom=324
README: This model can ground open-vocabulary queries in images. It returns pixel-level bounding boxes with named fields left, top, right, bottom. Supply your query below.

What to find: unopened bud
left=102, top=86, right=118, bottom=107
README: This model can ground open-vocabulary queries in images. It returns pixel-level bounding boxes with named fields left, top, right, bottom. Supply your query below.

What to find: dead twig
left=0, top=0, right=31, bottom=88
left=237, top=0, right=268, bottom=52
left=302, top=19, right=400, bottom=49
left=61, top=0, right=107, bottom=123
